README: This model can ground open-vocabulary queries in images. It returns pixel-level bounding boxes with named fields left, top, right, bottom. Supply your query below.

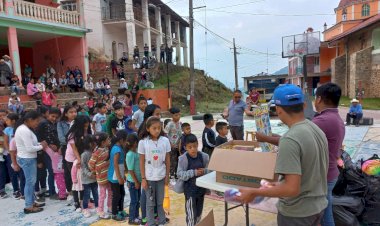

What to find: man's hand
left=236, top=188, right=256, bottom=204
left=196, top=168, right=205, bottom=176
left=12, top=163, right=20, bottom=172
left=255, top=132, right=269, bottom=143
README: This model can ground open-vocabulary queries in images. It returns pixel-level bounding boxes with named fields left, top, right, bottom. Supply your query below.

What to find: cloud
left=167, top=0, right=340, bottom=88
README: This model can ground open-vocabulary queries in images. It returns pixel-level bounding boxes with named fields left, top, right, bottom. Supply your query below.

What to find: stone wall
left=331, top=54, right=347, bottom=96
left=370, top=64, right=380, bottom=97
left=349, top=46, right=373, bottom=98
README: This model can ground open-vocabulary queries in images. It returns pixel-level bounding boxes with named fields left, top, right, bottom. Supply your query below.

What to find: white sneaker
left=75, top=207, right=82, bottom=213
left=82, top=209, right=91, bottom=218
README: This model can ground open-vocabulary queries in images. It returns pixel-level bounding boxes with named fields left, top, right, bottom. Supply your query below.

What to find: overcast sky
left=164, top=0, right=340, bottom=89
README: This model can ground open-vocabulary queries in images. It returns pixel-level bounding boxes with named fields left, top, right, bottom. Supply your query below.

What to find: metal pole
left=189, top=0, right=196, bottom=115
left=165, top=17, right=171, bottom=109
left=233, top=38, right=238, bottom=91
left=302, top=55, right=308, bottom=94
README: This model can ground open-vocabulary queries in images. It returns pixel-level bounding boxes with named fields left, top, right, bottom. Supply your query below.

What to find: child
left=1, top=113, right=20, bottom=198
left=139, top=116, right=171, bottom=226
left=86, top=97, right=95, bottom=115
left=92, top=103, right=107, bottom=133
left=163, top=119, right=171, bottom=129
left=126, top=133, right=141, bottom=225
left=43, top=140, right=66, bottom=200
left=178, top=123, right=191, bottom=155
left=81, top=135, right=99, bottom=218
left=110, top=103, right=126, bottom=137
left=41, top=88, right=56, bottom=108
left=215, top=122, right=229, bottom=146
left=71, top=159, right=84, bottom=212
left=177, top=134, right=209, bottom=226
left=89, top=133, right=112, bottom=219
left=108, top=130, right=129, bottom=221
left=36, top=107, right=61, bottom=199
left=202, top=114, right=216, bottom=157
left=132, top=97, right=147, bottom=131
left=165, top=107, right=182, bottom=179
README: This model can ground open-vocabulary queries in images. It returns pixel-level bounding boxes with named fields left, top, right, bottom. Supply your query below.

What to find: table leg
left=224, top=201, right=229, bottom=226
left=245, top=203, right=250, bottom=226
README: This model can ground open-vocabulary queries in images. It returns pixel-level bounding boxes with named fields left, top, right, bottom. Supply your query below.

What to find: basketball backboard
left=282, top=31, right=321, bottom=58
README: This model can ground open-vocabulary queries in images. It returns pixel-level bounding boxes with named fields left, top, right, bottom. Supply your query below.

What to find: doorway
left=112, top=41, right=117, bottom=61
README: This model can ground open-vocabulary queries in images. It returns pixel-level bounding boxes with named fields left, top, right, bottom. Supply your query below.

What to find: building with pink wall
left=0, top=0, right=90, bottom=81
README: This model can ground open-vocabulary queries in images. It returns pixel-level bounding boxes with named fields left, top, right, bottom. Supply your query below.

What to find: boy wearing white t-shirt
left=92, top=103, right=107, bottom=133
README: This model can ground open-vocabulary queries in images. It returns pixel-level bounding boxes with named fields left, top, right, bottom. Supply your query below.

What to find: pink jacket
left=27, top=83, right=38, bottom=96
left=44, top=147, right=64, bottom=174
left=71, top=159, right=83, bottom=191
left=42, top=92, right=56, bottom=106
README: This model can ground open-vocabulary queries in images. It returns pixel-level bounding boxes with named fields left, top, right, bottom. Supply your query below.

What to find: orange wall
left=320, top=76, right=331, bottom=84
left=325, top=24, right=343, bottom=41
left=336, top=1, right=378, bottom=23
left=33, top=36, right=85, bottom=78
left=320, top=46, right=336, bottom=72
left=136, top=89, right=171, bottom=111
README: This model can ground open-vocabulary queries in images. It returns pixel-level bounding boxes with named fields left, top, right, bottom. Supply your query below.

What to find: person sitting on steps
left=346, top=98, right=363, bottom=127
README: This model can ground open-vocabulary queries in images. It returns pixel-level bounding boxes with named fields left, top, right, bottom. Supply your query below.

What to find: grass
left=152, top=65, right=233, bottom=114
left=339, top=96, right=380, bottom=110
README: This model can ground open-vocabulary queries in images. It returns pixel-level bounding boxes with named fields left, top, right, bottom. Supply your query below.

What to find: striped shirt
left=88, top=147, right=110, bottom=185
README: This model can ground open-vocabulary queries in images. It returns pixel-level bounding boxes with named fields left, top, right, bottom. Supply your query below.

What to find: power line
left=207, top=9, right=335, bottom=17
left=205, top=0, right=265, bottom=10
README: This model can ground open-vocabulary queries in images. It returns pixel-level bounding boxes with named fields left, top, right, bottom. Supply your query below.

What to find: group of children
left=0, top=92, right=232, bottom=226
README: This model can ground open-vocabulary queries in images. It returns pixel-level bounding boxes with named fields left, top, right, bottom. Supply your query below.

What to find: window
left=362, top=4, right=370, bottom=17
left=314, top=57, right=320, bottom=66
left=61, top=1, right=77, bottom=12
left=342, top=8, right=347, bottom=21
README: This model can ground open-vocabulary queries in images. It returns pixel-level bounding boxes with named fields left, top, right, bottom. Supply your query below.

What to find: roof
left=337, top=0, right=370, bottom=9
left=338, top=0, right=355, bottom=8
left=150, top=0, right=189, bottom=27
left=243, top=73, right=287, bottom=80
left=328, top=14, right=380, bottom=43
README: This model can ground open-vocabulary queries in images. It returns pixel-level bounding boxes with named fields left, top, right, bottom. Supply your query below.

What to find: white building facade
left=81, top=0, right=188, bottom=66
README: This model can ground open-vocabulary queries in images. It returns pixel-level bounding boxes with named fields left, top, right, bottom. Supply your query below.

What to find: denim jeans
left=321, top=179, right=338, bottom=226
left=5, top=154, right=25, bottom=193
left=128, top=181, right=141, bottom=220
left=83, top=182, right=98, bottom=209
left=44, top=152, right=56, bottom=195
left=141, top=188, right=147, bottom=219
left=8, top=104, right=24, bottom=114
left=17, top=157, right=37, bottom=208
left=11, top=85, right=20, bottom=95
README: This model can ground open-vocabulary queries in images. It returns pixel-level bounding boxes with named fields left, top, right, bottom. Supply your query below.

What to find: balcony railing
left=13, top=0, right=81, bottom=27
left=101, top=4, right=126, bottom=21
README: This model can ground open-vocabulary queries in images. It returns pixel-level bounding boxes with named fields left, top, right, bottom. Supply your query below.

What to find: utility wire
left=206, top=9, right=335, bottom=17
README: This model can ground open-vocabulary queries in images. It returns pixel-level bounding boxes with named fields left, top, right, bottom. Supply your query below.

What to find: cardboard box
left=208, top=140, right=277, bottom=188
left=196, top=210, right=215, bottom=226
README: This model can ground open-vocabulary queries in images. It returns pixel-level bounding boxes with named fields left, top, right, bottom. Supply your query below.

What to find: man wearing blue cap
left=238, top=84, right=329, bottom=226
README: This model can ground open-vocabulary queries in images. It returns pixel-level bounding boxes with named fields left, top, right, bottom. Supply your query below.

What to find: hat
left=11, top=92, right=16, bottom=96
left=273, top=84, right=304, bottom=106
left=3, top=55, right=10, bottom=59
left=120, top=78, right=125, bottom=81
left=351, top=98, right=360, bottom=103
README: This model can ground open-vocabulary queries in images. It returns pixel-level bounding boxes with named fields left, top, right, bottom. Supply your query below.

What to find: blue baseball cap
left=273, top=84, right=304, bottom=106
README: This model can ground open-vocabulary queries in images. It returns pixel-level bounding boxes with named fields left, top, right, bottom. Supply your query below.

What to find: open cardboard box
left=196, top=210, right=215, bottom=226
left=208, top=140, right=277, bottom=188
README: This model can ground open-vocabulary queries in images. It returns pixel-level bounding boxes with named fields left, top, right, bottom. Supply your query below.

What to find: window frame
left=362, top=4, right=370, bottom=17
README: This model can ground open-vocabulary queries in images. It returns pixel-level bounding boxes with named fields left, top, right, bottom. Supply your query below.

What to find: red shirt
left=42, top=92, right=56, bottom=106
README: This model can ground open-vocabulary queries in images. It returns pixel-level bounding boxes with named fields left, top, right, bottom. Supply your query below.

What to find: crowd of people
left=0, top=91, right=232, bottom=226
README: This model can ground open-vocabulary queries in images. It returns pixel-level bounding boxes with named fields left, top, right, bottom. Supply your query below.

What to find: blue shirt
left=227, top=100, right=247, bottom=126
left=349, top=104, right=363, bottom=114
left=108, top=145, right=125, bottom=183
left=126, top=151, right=141, bottom=182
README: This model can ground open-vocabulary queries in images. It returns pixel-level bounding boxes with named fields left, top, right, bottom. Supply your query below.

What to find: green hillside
left=153, top=64, right=233, bottom=114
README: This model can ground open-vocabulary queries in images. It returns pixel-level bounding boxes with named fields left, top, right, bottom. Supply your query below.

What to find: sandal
left=24, top=206, right=43, bottom=214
